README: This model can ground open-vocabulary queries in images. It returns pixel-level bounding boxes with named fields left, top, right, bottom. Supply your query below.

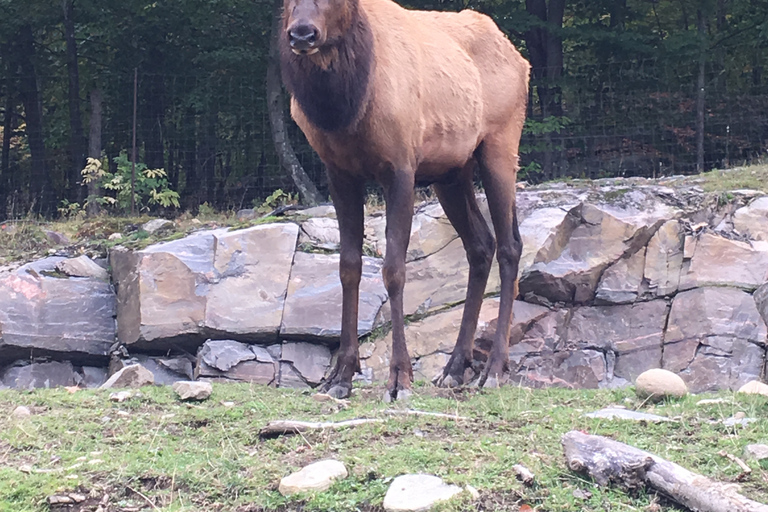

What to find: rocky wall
left=2, top=176, right=767, bottom=392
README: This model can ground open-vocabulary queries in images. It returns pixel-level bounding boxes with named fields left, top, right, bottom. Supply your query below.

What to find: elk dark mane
left=279, top=13, right=374, bottom=132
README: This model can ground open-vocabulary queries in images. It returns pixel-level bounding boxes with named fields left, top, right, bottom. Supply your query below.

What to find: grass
left=1, top=384, right=767, bottom=511
left=692, top=163, right=768, bottom=193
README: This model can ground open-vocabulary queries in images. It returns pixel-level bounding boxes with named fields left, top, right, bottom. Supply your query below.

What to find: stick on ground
left=562, top=430, right=768, bottom=512
left=259, top=418, right=383, bottom=438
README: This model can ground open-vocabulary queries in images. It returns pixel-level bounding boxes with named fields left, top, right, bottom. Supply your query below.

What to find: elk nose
left=289, top=24, right=319, bottom=49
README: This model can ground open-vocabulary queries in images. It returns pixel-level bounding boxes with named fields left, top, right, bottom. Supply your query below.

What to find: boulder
left=79, top=366, right=108, bottom=388
left=114, top=355, right=194, bottom=386
left=280, top=253, right=387, bottom=341
left=401, top=237, right=500, bottom=316
left=278, top=459, right=348, bottom=496
left=195, top=339, right=279, bottom=385
left=1, top=361, right=78, bottom=389
left=520, top=203, right=670, bottom=304
left=142, top=218, right=173, bottom=234
left=732, top=196, right=768, bottom=241
left=366, top=203, right=460, bottom=263
left=298, top=217, right=340, bottom=250
left=634, top=368, right=688, bottom=401
left=100, top=364, right=154, bottom=389
left=383, top=474, right=463, bottom=512
left=55, top=255, right=109, bottom=281
left=517, top=206, right=578, bottom=276
left=0, top=257, right=116, bottom=364
left=280, top=342, right=331, bottom=386
left=360, top=299, right=547, bottom=383
left=173, top=381, right=212, bottom=400
left=744, top=444, right=768, bottom=461
left=737, top=380, right=768, bottom=396
left=678, top=233, right=768, bottom=291
left=594, top=250, right=645, bottom=304
left=110, top=223, right=299, bottom=351
left=11, top=405, right=32, bottom=419
left=643, top=220, right=684, bottom=297
left=566, top=301, right=668, bottom=382
left=663, top=288, right=767, bottom=392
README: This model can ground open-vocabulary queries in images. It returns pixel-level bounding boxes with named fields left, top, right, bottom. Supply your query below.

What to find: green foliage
left=80, top=154, right=180, bottom=214
left=255, top=188, right=297, bottom=214
left=519, top=116, right=572, bottom=181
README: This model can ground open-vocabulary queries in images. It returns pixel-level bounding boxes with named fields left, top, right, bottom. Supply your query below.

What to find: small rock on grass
left=584, top=408, right=672, bottom=423
left=383, top=474, right=463, bottom=512
left=11, top=406, right=31, bottom=419
left=173, top=381, right=212, bottom=401
left=744, top=444, right=768, bottom=461
left=109, top=391, right=133, bottom=402
left=635, top=368, right=687, bottom=401
left=278, top=459, right=348, bottom=496
left=737, top=380, right=768, bottom=397
left=100, top=364, right=154, bottom=389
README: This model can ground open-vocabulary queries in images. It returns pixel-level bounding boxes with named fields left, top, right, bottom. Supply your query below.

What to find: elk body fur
left=280, top=0, right=530, bottom=400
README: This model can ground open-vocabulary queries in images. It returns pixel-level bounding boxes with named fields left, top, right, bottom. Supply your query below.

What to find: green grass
left=1, top=384, right=766, bottom=511
left=695, top=164, right=768, bottom=193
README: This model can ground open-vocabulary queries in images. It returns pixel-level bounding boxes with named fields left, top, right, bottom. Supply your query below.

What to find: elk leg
left=476, top=137, right=523, bottom=388
left=320, top=171, right=365, bottom=399
left=433, top=166, right=495, bottom=387
left=382, top=168, right=415, bottom=402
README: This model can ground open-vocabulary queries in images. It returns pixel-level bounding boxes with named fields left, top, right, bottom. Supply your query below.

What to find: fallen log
left=561, top=430, right=768, bottom=512
left=259, top=418, right=384, bottom=438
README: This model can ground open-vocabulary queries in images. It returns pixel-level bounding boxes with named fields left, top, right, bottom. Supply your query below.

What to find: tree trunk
left=143, top=54, right=166, bottom=171
left=524, top=0, right=566, bottom=180
left=62, top=0, right=86, bottom=203
left=696, top=9, right=706, bottom=173
left=1, top=90, right=12, bottom=218
left=16, top=24, right=49, bottom=214
left=87, top=88, right=103, bottom=216
left=267, top=0, right=322, bottom=206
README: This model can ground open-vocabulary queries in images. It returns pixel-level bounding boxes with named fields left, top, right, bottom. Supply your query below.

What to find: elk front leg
left=320, top=170, right=365, bottom=399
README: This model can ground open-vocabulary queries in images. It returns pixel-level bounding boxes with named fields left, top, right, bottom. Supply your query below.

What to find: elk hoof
left=483, top=375, right=501, bottom=389
left=435, top=373, right=462, bottom=388
left=383, top=387, right=412, bottom=403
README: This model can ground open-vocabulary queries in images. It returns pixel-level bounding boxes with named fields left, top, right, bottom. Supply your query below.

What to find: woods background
left=0, top=0, right=767, bottom=218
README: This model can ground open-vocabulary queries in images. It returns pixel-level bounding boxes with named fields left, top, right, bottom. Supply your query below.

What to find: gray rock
left=0, top=257, right=117, bottom=364
left=278, top=459, right=348, bottom=496
left=663, top=288, right=767, bottom=392
left=584, top=408, right=673, bottom=422
left=44, top=230, right=70, bottom=245
left=723, top=415, right=758, bottom=427
left=383, top=474, right=463, bottom=512
left=517, top=206, right=577, bottom=277
left=100, top=364, right=154, bottom=389
left=643, top=220, right=684, bottom=297
left=236, top=209, right=257, bottom=221
left=298, top=217, right=340, bottom=250
left=79, top=366, right=108, bottom=388
left=1, top=361, right=78, bottom=389
left=11, top=405, right=32, bottom=419
left=744, top=444, right=768, bottom=461
left=110, top=223, right=299, bottom=351
left=401, top=237, right=500, bottom=316
left=56, top=255, right=109, bottom=281
left=131, top=355, right=194, bottom=385
left=594, top=250, right=645, bottom=304
left=732, top=196, right=768, bottom=241
left=678, top=233, right=768, bottom=291
left=173, top=381, right=212, bottom=400
left=278, top=362, right=311, bottom=389
left=195, top=339, right=278, bottom=385
left=281, top=342, right=331, bottom=386
left=142, top=218, right=173, bottom=234
left=635, top=368, right=688, bottom=401
left=520, top=203, right=670, bottom=303
left=567, top=301, right=667, bottom=382
left=281, top=253, right=387, bottom=341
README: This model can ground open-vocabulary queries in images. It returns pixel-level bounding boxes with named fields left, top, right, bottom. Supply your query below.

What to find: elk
left=279, top=0, right=530, bottom=400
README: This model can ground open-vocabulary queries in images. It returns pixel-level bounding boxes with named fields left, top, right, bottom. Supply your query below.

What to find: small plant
left=255, top=188, right=297, bottom=214
left=80, top=154, right=180, bottom=214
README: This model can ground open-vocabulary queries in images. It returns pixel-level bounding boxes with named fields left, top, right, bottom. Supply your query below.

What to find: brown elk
left=280, top=0, right=530, bottom=400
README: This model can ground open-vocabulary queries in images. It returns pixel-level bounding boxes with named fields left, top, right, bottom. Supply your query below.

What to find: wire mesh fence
left=1, top=57, right=767, bottom=219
